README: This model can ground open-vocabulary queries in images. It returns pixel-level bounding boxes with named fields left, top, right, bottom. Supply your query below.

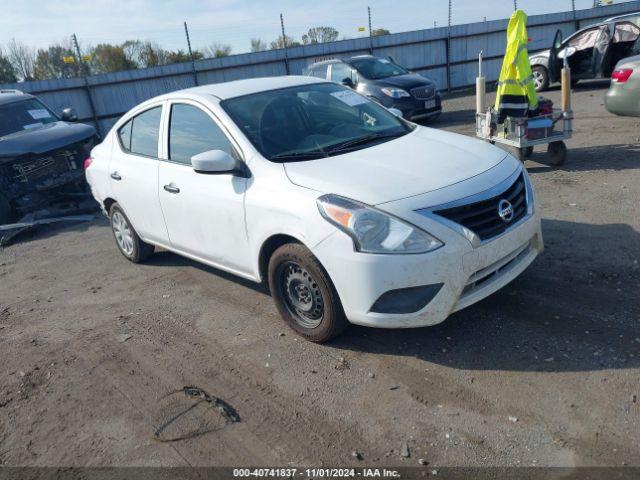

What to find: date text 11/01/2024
left=232, top=468, right=402, bottom=478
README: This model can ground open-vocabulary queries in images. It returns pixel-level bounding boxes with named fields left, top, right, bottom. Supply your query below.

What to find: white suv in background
left=86, top=76, right=543, bottom=342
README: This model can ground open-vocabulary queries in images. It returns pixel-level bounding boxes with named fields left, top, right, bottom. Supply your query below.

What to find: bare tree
left=302, top=26, right=339, bottom=45
left=7, top=39, right=35, bottom=81
left=371, top=28, right=391, bottom=36
left=0, top=47, right=18, bottom=84
left=270, top=35, right=300, bottom=50
left=250, top=38, right=267, bottom=52
left=203, top=43, right=232, bottom=58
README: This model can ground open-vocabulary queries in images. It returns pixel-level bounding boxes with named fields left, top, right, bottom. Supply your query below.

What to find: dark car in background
left=0, top=90, right=97, bottom=224
left=530, top=13, right=640, bottom=91
left=306, top=55, right=442, bottom=121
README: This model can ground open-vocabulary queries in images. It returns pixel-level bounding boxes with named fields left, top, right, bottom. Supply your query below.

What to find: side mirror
left=388, top=107, right=404, bottom=118
left=61, top=107, right=78, bottom=122
left=191, top=149, right=239, bottom=175
left=341, top=77, right=355, bottom=88
left=558, top=46, right=576, bottom=59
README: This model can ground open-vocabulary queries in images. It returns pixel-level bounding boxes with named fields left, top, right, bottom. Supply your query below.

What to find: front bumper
left=312, top=200, right=542, bottom=329
left=379, top=93, right=442, bottom=121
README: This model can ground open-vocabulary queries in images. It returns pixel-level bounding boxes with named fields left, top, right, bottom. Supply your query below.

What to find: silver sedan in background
left=605, top=55, right=640, bottom=117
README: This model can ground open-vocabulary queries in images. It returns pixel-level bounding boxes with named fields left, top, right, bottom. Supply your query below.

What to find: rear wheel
left=547, top=141, right=568, bottom=166
left=109, top=203, right=154, bottom=263
left=268, top=243, right=348, bottom=343
left=532, top=66, right=549, bottom=92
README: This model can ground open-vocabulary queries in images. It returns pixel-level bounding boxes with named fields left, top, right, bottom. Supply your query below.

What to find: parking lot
left=0, top=82, right=638, bottom=468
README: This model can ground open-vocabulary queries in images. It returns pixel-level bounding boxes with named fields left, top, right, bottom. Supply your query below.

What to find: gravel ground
left=0, top=82, right=638, bottom=469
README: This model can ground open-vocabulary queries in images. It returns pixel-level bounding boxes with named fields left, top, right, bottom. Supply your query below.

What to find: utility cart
left=474, top=51, right=573, bottom=166
left=475, top=109, right=572, bottom=165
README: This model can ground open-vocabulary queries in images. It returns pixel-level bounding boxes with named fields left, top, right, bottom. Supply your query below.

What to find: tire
left=509, top=146, right=526, bottom=162
left=268, top=243, right=349, bottom=343
left=109, top=203, right=154, bottom=263
left=0, top=194, right=12, bottom=225
left=547, top=141, right=568, bottom=167
left=532, top=66, right=549, bottom=92
left=523, top=146, right=534, bottom=158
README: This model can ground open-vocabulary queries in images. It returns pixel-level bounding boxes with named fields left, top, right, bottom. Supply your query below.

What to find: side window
left=310, top=64, right=328, bottom=79
left=117, top=120, right=132, bottom=152
left=169, top=104, right=235, bottom=165
left=567, top=27, right=600, bottom=51
left=130, top=106, right=162, bottom=157
left=330, top=63, right=354, bottom=83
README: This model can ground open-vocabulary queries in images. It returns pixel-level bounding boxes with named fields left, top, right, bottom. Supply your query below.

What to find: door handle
left=163, top=184, right=180, bottom=194
left=110, top=172, right=122, bottom=181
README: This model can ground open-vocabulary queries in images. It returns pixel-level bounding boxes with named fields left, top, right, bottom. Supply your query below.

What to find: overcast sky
left=2, top=0, right=635, bottom=53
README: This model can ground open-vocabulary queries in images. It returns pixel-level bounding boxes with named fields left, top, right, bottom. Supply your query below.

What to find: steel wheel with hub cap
left=268, top=243, right=348, bottom=342
left=109, top=203, right=155, bottom=263
left=532, top=66, right=549, bottom=92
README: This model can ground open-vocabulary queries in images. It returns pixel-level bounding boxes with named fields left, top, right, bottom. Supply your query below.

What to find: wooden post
left=561, top=67, right=571, bottom=112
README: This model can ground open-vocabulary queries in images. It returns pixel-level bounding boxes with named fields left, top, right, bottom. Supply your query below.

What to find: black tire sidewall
left=268, top=243, right=347, bottom=343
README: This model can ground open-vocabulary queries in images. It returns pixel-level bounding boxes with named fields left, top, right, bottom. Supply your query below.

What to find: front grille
left=11, top=148, right=81, bottom=184
left=410, top=86, right=436, bottom=99
left=434, top=173, right=527, bottom=241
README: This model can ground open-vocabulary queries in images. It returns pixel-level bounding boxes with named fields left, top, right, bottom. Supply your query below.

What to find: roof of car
left=606, top=11, right=640, bottom=22
left=308, top=55, right=377, bottom=68
left=181, top=75, right=325, bottom=100
left=0, top=89, right=34, bottom=106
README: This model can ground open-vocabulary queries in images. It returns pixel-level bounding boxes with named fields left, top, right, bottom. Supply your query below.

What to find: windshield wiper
left=269, top=150, right=328, bottom=162
left=326, top=131, right=405, bottom=154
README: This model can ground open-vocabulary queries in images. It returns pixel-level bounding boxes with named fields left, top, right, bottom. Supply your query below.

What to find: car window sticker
left=330, top=90, right=368, bottom=107
left=28, top=109, right=52, bottom=120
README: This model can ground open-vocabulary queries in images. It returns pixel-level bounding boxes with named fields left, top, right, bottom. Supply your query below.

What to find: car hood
left=283, top=127, right=509, bottom=205
left=0, top=121, right=96, bottom=160
left=374, top=73, right=435, bottom=89
left=530, top=49, right=550, bottom=60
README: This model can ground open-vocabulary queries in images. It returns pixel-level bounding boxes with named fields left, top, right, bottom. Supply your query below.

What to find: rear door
left=157, top=99, right=251, bottom=274
left=109, top=104, right=169, bottom=244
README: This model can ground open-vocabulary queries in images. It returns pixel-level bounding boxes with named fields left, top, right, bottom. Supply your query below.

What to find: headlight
left=381, top=87, right=410, bottom=99
left=317, top=194, right=443, bottom=254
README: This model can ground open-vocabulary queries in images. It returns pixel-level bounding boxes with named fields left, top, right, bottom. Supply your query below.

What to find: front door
left=109, top=104, right=169, bottom=244
left=157, top=100, right=251, bottom=275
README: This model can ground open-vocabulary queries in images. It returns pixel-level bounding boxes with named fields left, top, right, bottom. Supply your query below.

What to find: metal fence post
left=184, top=22, right=199, bottom=86
left=447, top=0, right=452, bottom=92
left=71, top=33, right=100, bottom=136
left=280, top=13, right=290, bottom=75
left=368, top=6, right=374, bottom=54
left=571, top=0, right=579, bottom=30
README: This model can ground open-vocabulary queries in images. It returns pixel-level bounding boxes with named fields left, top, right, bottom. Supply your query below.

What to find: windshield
left=0, top=98, right=58, bottom=138
left=221, top=83, right=413, bottom=162
left=349, top=57, right=409, bottom=80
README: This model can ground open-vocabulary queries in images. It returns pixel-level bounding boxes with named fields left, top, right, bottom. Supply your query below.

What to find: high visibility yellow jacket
left=495, top=10, right=538, bottom=119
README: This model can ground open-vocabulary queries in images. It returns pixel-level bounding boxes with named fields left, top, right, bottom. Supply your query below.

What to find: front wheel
left=532, top=66, right=549, bottom=92
left=109, top=203, right=154, bottom=263
left=268, top=243, right=348, bottom=343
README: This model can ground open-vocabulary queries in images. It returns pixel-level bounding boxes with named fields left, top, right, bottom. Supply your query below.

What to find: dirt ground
left=0, top=82, right=639, bottom=469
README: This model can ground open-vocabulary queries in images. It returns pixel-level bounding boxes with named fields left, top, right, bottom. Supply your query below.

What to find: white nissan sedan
left=86, top=76, right=543, bottom=342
